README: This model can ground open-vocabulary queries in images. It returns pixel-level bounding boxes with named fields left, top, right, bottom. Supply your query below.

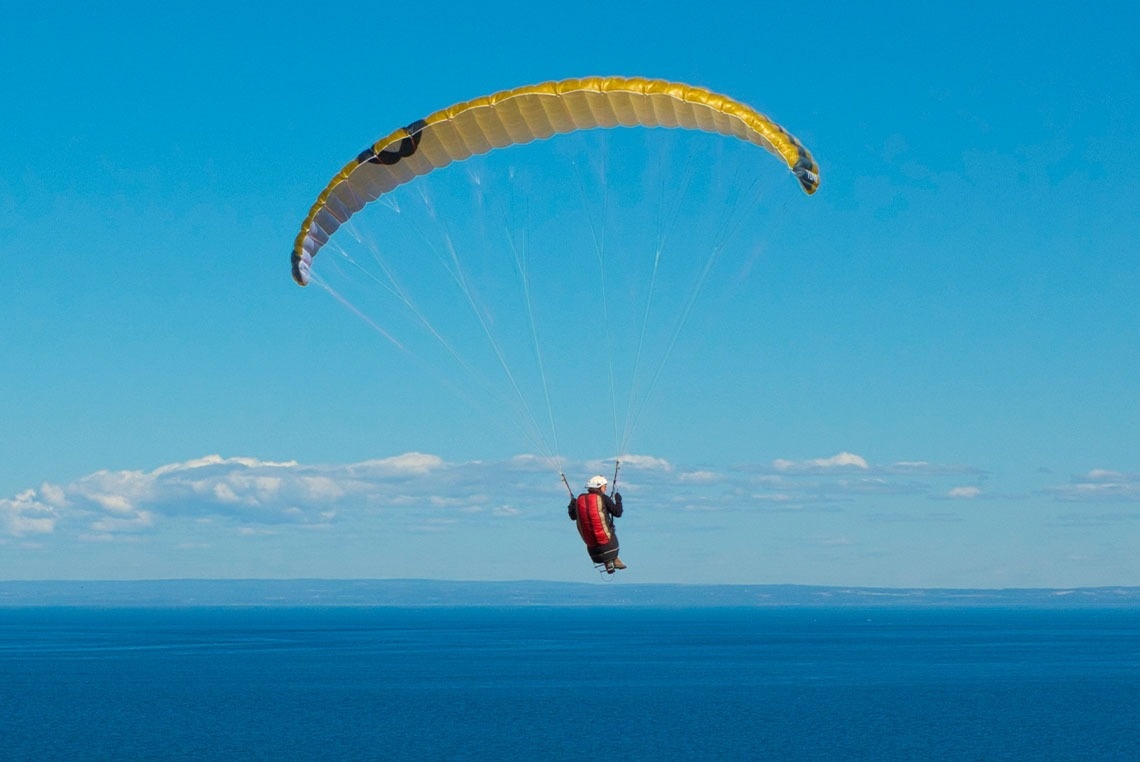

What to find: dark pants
left=587, top=538, right=620, bottom=564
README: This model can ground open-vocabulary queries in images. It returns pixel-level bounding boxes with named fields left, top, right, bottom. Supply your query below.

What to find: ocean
left=2, top=606, right=1138, bottom=760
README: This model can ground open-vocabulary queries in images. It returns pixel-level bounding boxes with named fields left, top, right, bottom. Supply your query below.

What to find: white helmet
left=586, top=475, right=608, bottom=489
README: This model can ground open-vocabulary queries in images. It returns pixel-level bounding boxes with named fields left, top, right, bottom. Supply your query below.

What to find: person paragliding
left=290, top=77, right=820, bottom=578
left=568, top=474, right=625, bottom=573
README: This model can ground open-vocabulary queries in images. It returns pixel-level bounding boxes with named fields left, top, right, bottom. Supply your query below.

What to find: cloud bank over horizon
left=5, top=451, right=1135, bottom=543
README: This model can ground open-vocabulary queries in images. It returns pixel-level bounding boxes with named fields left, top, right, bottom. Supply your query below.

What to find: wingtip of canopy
left=793, top=162, right=820, bottom=195
left=291, top=251, right=312, bottom=286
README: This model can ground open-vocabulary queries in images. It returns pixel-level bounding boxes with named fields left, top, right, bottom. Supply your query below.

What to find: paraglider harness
left=563, top=462, right=622, bottom=577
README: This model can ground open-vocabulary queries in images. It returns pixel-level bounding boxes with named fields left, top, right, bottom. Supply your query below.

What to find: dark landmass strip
left=0, top=579, right=1138, bottom=607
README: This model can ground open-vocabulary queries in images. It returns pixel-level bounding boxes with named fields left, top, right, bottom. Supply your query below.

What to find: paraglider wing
left=291, top=76, right=819, bottom=285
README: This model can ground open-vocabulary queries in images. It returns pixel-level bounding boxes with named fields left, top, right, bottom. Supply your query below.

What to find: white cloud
left=1046, top=469, right=1140, bottom=502
left=90, top=511, right=155, bottom=534
left=413, top=518, right=461, bottom=533
left=350, top=452, right=444, bottom=475
left=712, top=452, right=996, bottom=510
left=38, top=483, right=69, bottom=507
left=773, top=452, right=869, bottom=472
left=615, top=454, right=673, bottom=471
left=0, top=452, right=579, bottom=540
left=750, top=493, right=796, bottom=503
left=0, top=450, right=1059, bottom=542
left=885, top=461, right=985, bottom=476
left=157, top=455, right=300, bottom=475
left=1, top=489, right=58, bottom=536
left=296, top=476, right=347, bottom=502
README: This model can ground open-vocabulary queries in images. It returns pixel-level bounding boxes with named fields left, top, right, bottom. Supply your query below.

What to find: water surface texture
left=2, top=607, right=1138, bottom=759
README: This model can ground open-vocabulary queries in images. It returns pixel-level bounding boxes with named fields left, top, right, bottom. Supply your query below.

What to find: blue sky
left=2, top=1, right=1138, bottom=586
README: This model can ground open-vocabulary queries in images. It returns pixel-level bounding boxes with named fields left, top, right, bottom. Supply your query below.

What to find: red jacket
left=570, top=491, right=623, bottom=548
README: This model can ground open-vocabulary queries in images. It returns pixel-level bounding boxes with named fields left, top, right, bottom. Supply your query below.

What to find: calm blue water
left=2, top=607, right=1138, bottom=760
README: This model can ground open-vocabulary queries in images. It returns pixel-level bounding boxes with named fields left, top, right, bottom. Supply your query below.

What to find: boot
left=612, top=558, right=627, bottom=570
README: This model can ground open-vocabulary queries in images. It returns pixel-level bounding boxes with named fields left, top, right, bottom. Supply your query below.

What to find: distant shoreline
left=1, top=579, right=1138, bottom=608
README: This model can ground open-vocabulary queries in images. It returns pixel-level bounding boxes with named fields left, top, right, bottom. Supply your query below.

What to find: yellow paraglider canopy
left=292, top=76, right=819, bottom=286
